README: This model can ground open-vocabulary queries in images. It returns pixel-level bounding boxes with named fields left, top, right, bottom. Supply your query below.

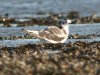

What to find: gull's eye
left=59, top=20, right=67, bottom=25
left=61, top=20, right=67, bottom=24
left=61, top=21, right=65, bottom=24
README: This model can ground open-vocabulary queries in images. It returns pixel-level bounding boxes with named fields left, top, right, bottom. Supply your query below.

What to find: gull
left=23, top=19, right=71, bottom=43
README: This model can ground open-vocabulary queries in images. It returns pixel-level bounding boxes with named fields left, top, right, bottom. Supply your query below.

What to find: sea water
left=0, top=0, right=100, bottom=17
left=0, top=23, right=100, bottom=47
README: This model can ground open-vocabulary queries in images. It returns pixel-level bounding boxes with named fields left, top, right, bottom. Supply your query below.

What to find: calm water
left=0, top=0, right=100, bottom=17
left=0, top=23, right=100, bottom=47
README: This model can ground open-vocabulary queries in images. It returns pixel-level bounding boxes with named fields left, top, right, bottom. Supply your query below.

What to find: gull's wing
left=38, top=26, right=67, bottom=41
left=22, top=29, right=40, bottom=38
left=22, top=26, right=67, bottom=42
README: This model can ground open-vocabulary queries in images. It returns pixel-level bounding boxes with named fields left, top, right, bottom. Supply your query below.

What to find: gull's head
left=66, top=19, right=71, bottom=24
left=59, top=19, right=71, bottom=26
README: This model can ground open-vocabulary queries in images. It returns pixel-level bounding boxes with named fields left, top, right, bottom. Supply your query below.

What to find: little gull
left=23, top=19, right=71, bottom=43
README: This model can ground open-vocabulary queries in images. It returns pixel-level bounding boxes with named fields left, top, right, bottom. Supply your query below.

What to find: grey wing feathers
left=38, top=26, right=65, bottom=41
left=23, top=26, right=66, bottom=41
left=23, top=29, right=40, bottom=38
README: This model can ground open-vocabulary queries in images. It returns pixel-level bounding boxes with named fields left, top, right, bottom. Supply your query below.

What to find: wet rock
left=67, top=11, right=80, bottom=19
left=0, top=41, right=99, bottom=75
left=0, top=12, right=100, bottom=27
left=69, top=34, right=100, bottom=39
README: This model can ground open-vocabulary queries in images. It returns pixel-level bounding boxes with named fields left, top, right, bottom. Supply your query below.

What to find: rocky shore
left=0, top=11, right=100, bottom=27
left=0, top=33, right=100, bottom=40
left=0, top=41, right=99, bottom=75
left=0, top=11, right=100, bottom=75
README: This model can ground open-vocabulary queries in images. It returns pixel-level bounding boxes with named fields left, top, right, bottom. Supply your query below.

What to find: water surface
left=0, top=23, right=100, bottom=47
left=0, top=0, right=100, bottom=17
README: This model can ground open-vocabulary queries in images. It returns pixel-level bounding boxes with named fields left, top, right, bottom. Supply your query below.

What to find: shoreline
left=0, top=12, right=100, bottom=27
left=0, top=41, right=99, bottom=75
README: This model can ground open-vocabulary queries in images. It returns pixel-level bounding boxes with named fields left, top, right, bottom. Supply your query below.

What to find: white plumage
left=23, top=19, right=71, bottom=43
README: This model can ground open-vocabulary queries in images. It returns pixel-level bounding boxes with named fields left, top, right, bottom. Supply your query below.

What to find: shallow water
left=0, top=23, right=100, bottom=36
left=0, top=38, right=100, bottom=47
left=0, top=23, right=100, bottom=47
left=0, top=0, right=100, bottom=17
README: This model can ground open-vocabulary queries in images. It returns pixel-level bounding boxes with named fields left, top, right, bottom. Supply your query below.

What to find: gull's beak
left=67, top=19, right=71, bottom=24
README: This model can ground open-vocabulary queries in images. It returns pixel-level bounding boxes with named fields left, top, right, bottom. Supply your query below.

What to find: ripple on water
left=0, top=0, right=100, bottom=16
left=0, top=24, right=100, bottom=47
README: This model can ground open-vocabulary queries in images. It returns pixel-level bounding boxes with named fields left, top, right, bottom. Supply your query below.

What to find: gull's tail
left=22, top=29, right=40, bottom=38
